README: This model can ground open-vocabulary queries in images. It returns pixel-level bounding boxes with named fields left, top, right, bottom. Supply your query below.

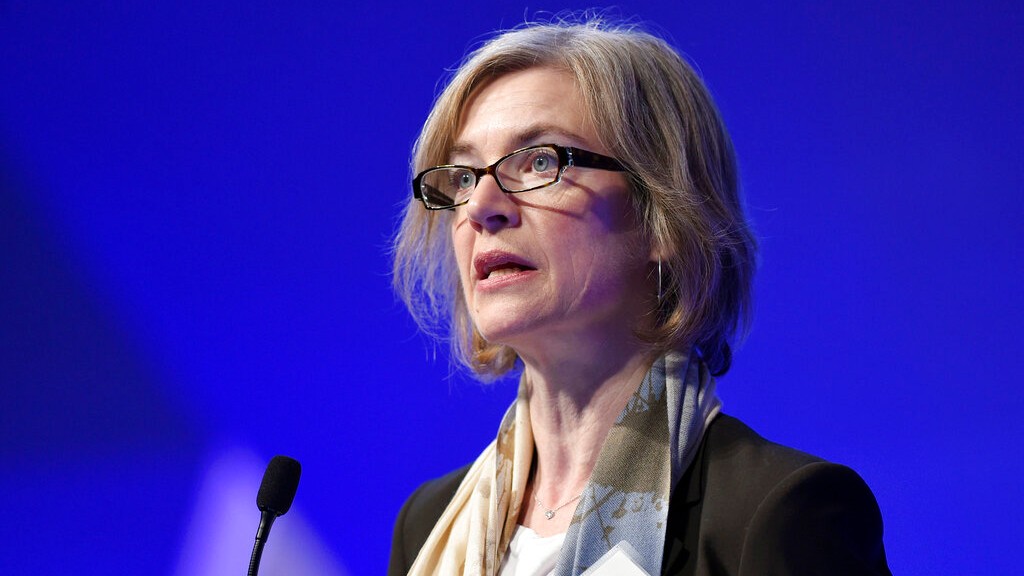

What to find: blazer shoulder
left=387, top=464, right=471, bottom=575
left=700, top=414, right=866, bottom=534
left=705, top=414, right=823, bottom=480
left=692, top=415, right=890, bottom=575
left=738, top=460, right=891, bottom=574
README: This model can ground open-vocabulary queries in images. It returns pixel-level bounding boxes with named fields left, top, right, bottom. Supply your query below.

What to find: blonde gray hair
left=393, top=19, right=757, bottom=378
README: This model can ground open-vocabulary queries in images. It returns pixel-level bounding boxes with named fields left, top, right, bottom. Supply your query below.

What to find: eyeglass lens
left=419, top=145, right=561, bottom=208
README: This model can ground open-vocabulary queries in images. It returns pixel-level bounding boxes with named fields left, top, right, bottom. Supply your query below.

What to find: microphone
left=248, top=455, right=301, bottom=576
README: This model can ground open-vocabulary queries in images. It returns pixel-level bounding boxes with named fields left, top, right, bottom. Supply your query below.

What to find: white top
left=497, top=525, right=566, bottom=576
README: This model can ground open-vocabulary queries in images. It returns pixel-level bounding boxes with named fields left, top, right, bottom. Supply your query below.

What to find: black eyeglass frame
left=412, top=144, right=627, bottom=211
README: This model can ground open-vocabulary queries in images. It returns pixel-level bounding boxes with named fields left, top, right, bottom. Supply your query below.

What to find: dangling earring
left=657, top=259, right=663, bottom=303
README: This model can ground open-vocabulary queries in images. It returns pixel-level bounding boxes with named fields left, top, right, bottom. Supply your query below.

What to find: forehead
left=451, top=66, right=598, bottom=160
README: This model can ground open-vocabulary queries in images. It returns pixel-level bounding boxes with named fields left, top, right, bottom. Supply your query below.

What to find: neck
left=516, top=337, right=659, bottom=534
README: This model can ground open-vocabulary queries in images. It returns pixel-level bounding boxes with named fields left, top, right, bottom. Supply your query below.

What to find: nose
left=464, top=174, right=521, bottom=232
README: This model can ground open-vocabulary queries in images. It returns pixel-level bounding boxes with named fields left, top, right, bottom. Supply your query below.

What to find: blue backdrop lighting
left=1, top=2, right=1021, bottom=574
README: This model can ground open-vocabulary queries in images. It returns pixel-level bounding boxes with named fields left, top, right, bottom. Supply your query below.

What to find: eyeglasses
left=412, top=144, right=627, bottom=210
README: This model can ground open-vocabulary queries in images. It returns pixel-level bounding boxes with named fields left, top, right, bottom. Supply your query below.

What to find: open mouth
left=475, top=251, right=537, bottom=281
left=483, top=263, right=532, bottom=279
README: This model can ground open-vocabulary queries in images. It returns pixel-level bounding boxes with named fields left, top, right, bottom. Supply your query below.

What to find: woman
left=390, top=19, right=891, bottom=576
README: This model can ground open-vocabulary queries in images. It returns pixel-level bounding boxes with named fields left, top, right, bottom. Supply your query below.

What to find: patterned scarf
left=408, top=351, right=721, bottom=575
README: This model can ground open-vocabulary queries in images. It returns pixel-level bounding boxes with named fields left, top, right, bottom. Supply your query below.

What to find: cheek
left=451, top=221, right=474, bottom=285
left=450, top=213, right=467, bottom=256
left=555, top=213, right=649, bottom=296
left=591, top=192, right=639, bottom=235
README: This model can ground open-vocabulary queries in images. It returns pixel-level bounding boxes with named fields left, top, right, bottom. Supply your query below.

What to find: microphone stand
left=248, top=509, right=278, bottom=576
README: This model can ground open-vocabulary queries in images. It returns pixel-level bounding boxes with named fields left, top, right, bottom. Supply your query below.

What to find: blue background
left=2, top=2, right=1021, bottom=574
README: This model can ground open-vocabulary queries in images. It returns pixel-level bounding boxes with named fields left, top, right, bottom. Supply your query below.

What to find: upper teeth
left=488, top=266, right=521, bottom=278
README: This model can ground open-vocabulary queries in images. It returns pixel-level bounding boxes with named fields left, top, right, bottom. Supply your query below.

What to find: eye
left=454, top=170, right=475, bottom=190
left=530, top=151, right=554, bottom=173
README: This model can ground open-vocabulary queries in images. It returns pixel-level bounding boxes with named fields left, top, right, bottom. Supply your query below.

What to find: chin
left=474, top=322, right=522, bottom=347
left=472, top=312, right=537, bottom=349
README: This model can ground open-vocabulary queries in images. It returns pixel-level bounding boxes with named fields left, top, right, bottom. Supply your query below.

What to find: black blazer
left=389, top=414, right=892, bottom=575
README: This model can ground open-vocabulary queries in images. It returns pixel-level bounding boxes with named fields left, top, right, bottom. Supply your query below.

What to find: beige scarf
left=409, top=351, right=720, bottom=575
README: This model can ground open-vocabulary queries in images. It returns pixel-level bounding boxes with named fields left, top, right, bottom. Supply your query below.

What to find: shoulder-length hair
left=393, top=19, right=757, bottom=378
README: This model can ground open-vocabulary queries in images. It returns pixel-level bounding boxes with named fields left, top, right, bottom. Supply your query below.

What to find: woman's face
left=450, top=66, right=656, bottom=361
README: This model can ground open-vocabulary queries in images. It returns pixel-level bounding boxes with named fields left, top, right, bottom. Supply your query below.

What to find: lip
left=473, top=250, right=537, bottom=286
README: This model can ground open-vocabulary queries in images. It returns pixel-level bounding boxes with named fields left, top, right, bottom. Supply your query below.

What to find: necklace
left=534, top=492, right=583, bottom=520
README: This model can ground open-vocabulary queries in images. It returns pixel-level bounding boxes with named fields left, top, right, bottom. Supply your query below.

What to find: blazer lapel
left=661, top=421, right=710, bottom=576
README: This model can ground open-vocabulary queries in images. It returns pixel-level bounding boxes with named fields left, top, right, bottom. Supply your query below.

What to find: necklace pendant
left=544, top=510, right=555, bottom=520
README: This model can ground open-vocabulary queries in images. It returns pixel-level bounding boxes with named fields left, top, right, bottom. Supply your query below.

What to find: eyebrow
left=448, top=124, right=588, bottom=163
